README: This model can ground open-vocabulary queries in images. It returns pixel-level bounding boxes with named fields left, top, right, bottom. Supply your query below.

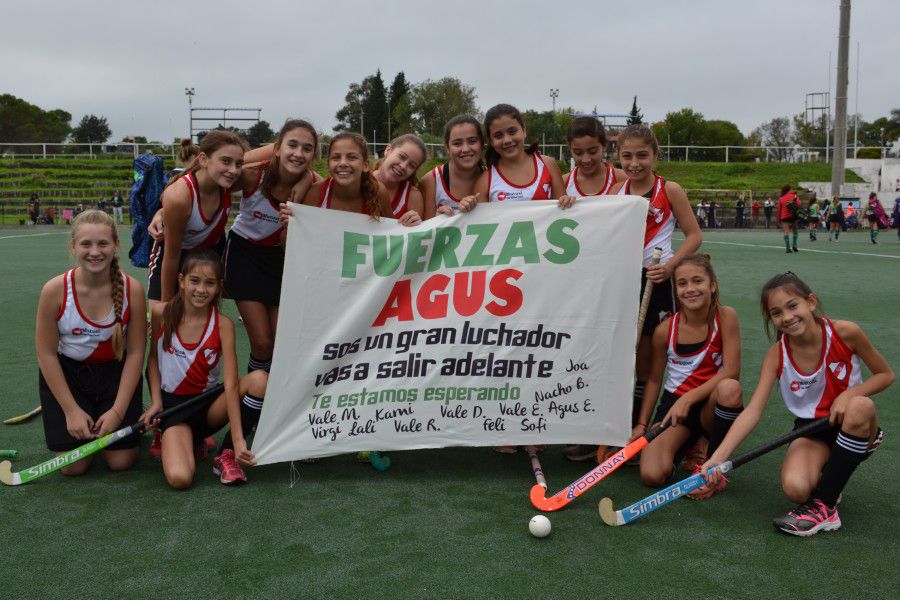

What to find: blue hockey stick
left=599, top=417, right=830, bottom=526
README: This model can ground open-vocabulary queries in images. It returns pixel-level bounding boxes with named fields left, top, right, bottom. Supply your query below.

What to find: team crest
left=541, top=183, right=551, bottom=196
left=828, top=360, right=848, bottom=381
left=711, top=351, right=722, bottom=367
left=204, top=348, right=218, bottom=366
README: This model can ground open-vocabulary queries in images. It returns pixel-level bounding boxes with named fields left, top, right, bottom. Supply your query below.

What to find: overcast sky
left=2, top=0, right=897, bottom=142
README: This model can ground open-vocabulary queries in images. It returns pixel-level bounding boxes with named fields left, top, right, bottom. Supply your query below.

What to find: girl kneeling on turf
left=146, top=249, right=267, bottom=488
left=36, top=210, right=147, bottom=475
left=633, top=254, right=742, bottom=499
left=701, top=272, right=893, bottom=536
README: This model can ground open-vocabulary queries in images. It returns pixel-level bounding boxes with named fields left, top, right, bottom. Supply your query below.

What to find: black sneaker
left=773, top=499, right=840, bottom=537
left=792, top=246, right=799, bottom=252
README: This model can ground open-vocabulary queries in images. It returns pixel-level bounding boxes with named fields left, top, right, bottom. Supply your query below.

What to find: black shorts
left=639, top=270, right=675, bottom=337
left=792, top=417, right=838, bottom=446
left=159, top=390, right=219, bottom=443
left=147, top=237, right=226, bottom=301
left=780, top=216, right=797, bottom=224
left=828, top=215, right=842, bottom=224
left=653, top=390, right=706, bottom=438
left=39, top=354, right=143, bottom=452
left=224, top=231, right=285, bottom=306
left=866, top=214, right=878, bottom=224
left=808, top=216, right=820, bottom=223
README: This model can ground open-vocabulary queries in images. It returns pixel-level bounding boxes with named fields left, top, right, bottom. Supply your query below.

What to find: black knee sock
left=632, top=381, right=646, bottom=427
left=708, top=404, right=742, bottom=456
left=247, top=355, right=272, bottom=374
left=812, top=430, right=868, bottom=508
left=220, top=393, right=265, bottom=452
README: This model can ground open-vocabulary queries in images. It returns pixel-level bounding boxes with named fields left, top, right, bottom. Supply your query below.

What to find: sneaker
left=682, top=437, right=708, bottom=472
left=792, top=246, right=799, bottom=252
left=773, top=499, right=841, bottom=536
left=786, top=249, right=792, bottom=254
left=686, top=465, right=728, bottom=500
left=149, top=428, right=163, bottom=459
left=212, top=449, right=247, bottom=485
left=563, top=444, right=598, bottom=462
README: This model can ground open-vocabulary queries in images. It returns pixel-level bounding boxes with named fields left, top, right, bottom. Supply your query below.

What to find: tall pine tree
left=388, top=72, right=410, bottom=138
left=362, top=69, right=389, bottom=144
left=627, top=96, right=643, bottom=125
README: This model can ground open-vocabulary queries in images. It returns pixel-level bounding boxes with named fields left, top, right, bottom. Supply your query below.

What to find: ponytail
left=361, top=171, right=383, bottom=219
left=109, top=254, right=125, bottom=361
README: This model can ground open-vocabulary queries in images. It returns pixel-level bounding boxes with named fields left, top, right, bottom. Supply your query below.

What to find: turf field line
left=0, top=231, right=69, bottom=241
left=683, top=238, right=900, bottom=260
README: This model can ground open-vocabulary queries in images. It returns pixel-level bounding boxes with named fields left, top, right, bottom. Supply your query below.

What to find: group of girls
left=34, top=104, right=892, bottom=537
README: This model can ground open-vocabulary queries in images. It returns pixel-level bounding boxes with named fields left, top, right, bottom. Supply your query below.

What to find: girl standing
left=807, top=194, right=820, bottom=241
left=562, top=117, right=625, bottom=199
left=35, top=210, right=147, bottom=475
left=632, top=255, right=742, bottom=499
left=701, top=273, right=893, bottom=535
left=146, top=249, right=267, bottom=488
left=827, top=197, right=843, bottom=241
left=225, top=119, right=319, bottom=374
left=372, top=133, right=427, bottom=224
left=778, top=184, right=801, bottom=253
left=421, top=115, right=484, bottom=219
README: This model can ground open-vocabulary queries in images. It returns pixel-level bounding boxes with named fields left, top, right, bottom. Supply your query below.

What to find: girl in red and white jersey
left=562, top=117, right=625, bottom=199
left=702, top=273, right=893, bottom=536
left=148, top=131, right=251, bottom=303
left=146, top=249, right=268, bottom=488
left=421, top=115, right=484, bottom=219
left=632, top=255, right=742, bottom=499
left=35, top=210, right=147, bottom=476
left=460, top=104, right=567, bottom=209
left=372, top=134, right=427, bottom=225
left=225, top=119, right=319, bottom=374
left=608, top=125, right=702, bottom=451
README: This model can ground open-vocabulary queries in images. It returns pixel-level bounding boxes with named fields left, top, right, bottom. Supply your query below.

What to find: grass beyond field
left=0, top=227, right=897, bottom=599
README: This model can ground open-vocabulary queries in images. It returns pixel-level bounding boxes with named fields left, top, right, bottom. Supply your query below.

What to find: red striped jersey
left=229, top=170, right=283, bottom=246
left=617, top=175, right=675, bottom=267
left=390, top=180, right=412, bottom=217
left=663, top=310, right=723, bottom=396
left=56, top=269, right=131, bottom=363
left=431, top=164, right=461, bottom=210
left=777, top=318, right=861, bottom=419
left=157, top=306, right=222, bottom=395
left=168, top=172, right=231, bottom=250
left=487, top=153, right=552, bottom=202
left=318, top=177, right=370, bottom=214
left=564, top=163, right=617, bottom=197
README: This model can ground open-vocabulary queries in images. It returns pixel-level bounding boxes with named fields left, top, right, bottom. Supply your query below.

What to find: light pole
left=184, top=87, right=195, bottom=141
left=549, top=89, right=559, bottom=113
left=387, top=97, right=391, bottom=141
left=881, top=127, right=885, bottom=158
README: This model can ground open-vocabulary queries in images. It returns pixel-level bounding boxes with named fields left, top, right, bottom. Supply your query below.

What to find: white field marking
left=675, top=236, right=900, bottom=260
left=0, top=231, right=69, bottom=241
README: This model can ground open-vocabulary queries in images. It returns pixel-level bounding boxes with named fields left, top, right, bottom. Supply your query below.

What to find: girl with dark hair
left=701, top=272, right=892, bottom=536
left=562, top=117, right=625, bottom=198
left=422, top=115, right=484, bottom=219
left=778, top=184, right=801, bottom=253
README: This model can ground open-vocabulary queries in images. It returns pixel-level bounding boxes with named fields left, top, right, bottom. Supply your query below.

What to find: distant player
left=827, top=197, right=843, bottom=241
left=372, top=133, right=428, bottom=224
left=865, top=192, right=888, bottom=244
left=35, top=210, right=147, bottom=476
left=778, top=184, right=801, bottom=253
left=632, top=255, right=742, bottom=499
left=701, top=272, right=893, bottom=536
left=146, top=249, right=267, bottom=488
left=807, top=194, right=820, bottom=241
left=421, top=115, right=484, bottom=219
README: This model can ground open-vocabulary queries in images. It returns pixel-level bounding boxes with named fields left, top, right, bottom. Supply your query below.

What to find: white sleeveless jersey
left=173, top=172, right=231, bottom=250
left=777, top=318, right=862, bottom=419
left=664, top=311, right=723, bottom=395
left=565, top=163, right=617, bottom=197
left=487, top=153, right=553, bottom=202
left=157, top=307, right=222, bottom=396
left=617, top=176, right=675, bottom=267
left=229, top=170, right=283, bottom=246
left=57, top=269, right=131, bottom=364
left=391, top=181, right=412, bottom=217
left=431, top=165, right=463, bottom=210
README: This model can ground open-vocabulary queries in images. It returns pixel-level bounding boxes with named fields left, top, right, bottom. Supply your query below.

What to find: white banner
left=252, top=197, right=648, bottom=465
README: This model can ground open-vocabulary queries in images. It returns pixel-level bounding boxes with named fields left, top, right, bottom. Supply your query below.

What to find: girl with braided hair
left=35, top=210, right=147, bottom=476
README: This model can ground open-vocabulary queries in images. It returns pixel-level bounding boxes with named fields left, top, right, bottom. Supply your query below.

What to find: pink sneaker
left=773, top=499, right=841, bottom=536
left=686, top=465, right=728, bottom=500
left=149, top=429, right=162, bottom=459
left=682, top=437, right=708, bottom=472
left=212, top=449, right=247, bottom=485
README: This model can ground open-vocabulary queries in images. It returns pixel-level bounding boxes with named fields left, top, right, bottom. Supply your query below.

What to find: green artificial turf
left=0, top=227, right=897, bottom=599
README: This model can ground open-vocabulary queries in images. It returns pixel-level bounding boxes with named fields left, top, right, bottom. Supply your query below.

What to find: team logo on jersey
left=541, top=183, right=551, bottom=197
left=828, top=360, right=849, bottom=381
left=72, top=327, right=100, bottom=337
left=497, top=192, right=507, bottom=201
left=204, top=348, right=218, bottom=366
left=711, top=351, right=723, bottom=367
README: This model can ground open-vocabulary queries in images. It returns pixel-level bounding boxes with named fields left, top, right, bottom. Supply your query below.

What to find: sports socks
left=812, top=430, right=868, bottom=508
left=792, top=231, right=798, bottom=247
left=220, top=393, right=265, bottom=452
left=632, top=381, right=646, bottom=426
left=783, top=235, right=791, bottom=251
left=835, top=229, right=840, bottom=240
left=708, top=404, right=742, bottom=456
left=247, top=355, right=272, bottom=373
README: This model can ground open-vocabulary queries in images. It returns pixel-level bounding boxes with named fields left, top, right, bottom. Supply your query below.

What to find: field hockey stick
left=0, top=450, right=17, bottom=459
left=598, top=417, right=830, bottom=526
left=4, top=406, right=42, bottom=425
left=525, top=445, right=546, bottom=489
left=530, top=422, right=669, bottom=512
left=0, top=384, right=224, bottom=486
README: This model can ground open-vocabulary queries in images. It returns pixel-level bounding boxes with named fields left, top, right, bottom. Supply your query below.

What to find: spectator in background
left=763, top=197, right=774, bottom=228
left=735, top=194, right=746, bottom=228
left=111, top=190, right=124, bottom=224
left=97, top=194, right=106, bottom=213
left=73, top=203, right=85, bottom=218
left=695, top=201, right=707, bottom=228
left=707, top=200, right=717, bottom=229
left=28, top=193, right=41, bottom=224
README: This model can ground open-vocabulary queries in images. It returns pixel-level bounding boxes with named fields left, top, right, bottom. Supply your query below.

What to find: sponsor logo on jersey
left=497, top=191, right=507, bottom=201
left=789, top=377, right=818, bottom=393
left=828, top=360, right=848, bottom=381
left=167, top=346, right=188, bottom=358
left=72, top=327, right=100, bottom=337
left=790, top=381, right=801, bottom=392
left=252, top=210, right=280, bottom=224
left=204, top=348, right=218, bottom=366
